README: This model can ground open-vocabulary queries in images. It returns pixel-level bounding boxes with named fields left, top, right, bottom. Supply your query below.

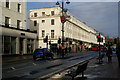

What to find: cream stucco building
left=29, top=7, right=105, bottom=52
left=1, top=0, right=37, bottom=55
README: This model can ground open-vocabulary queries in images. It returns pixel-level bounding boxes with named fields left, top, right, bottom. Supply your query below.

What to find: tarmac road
left=2, top=51, right=98, bottom=80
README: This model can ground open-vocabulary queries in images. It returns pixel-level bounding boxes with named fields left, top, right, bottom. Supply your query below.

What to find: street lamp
left=56, top=0, right=70, bottom=58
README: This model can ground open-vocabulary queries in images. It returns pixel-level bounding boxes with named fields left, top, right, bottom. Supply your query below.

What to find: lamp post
left=56, top=0, right=70, bottom=58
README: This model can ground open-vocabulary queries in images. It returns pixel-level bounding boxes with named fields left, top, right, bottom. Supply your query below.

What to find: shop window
left=4, top=36, right=10, bottom=54
left=11, top=37, right=16, bottom=54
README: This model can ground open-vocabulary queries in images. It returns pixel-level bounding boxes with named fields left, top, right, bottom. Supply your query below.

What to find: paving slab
left=47, top=55, right=120, bottom=80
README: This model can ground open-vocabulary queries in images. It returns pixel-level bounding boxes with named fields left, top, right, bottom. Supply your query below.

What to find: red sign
left=62, top=46, right=65, bottom=49
left=60, top=16, right=65, bottom=23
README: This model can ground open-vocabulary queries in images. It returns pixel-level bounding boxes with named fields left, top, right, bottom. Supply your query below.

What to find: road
left=2, top=51, right=98, bottom=80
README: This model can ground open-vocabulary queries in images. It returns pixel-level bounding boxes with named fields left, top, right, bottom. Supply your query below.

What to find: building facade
left=1, top=0, right=37, bottom=55
left=29, top=7, right=105, bottom=52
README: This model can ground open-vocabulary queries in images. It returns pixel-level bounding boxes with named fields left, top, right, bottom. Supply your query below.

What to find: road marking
left=10, top=67, right=15, bottom=70
left=35, top=68, right=65, bottom=80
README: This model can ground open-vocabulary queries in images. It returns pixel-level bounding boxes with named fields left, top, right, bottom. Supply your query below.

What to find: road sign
left=62, top=46, right=64, bottom=49
left=60, top=16, right=65, bottom=23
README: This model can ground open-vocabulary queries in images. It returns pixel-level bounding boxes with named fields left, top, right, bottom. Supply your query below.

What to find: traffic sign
left=62, top=46, right=64, bottom=49
left=60, top=16, right=65, bottom=23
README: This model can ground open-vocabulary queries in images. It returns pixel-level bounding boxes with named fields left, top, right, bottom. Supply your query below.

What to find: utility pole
left=61, top=0, right=64, bottom=58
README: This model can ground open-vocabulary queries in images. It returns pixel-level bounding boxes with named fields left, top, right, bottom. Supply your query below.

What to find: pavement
left=46, top=54, right=120, bottom=80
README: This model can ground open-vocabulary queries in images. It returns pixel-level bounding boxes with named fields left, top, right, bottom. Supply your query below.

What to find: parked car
left=33, top=48, right=54, bottom=60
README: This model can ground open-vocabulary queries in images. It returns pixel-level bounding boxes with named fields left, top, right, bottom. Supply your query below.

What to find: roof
left=30, top=6, right=61, bottom=11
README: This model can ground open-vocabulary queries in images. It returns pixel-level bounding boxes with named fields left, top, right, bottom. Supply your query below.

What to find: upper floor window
left=42, top=12, right=45, bottom=16
left=17, top=20, right=21, bottom=29
left=51, top=30, right=54, bottom=38
left=42, top=30, right=45, bottom=37
left=34, top=13, right=37, bottom=17
left=51, top=19, right=54, bottom=25
left=51, top=11, right=54, bottom=16
left=42, top=20, right=45, bottom=23
left=5, top=17, right=10, bottom=27
left=18, top=3, right=21, bottom=12
left=6, top=0, right=9, bottom=8
left=34, top=21, right=37, bottom=26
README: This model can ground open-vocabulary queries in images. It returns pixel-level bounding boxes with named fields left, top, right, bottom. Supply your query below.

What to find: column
left=16, top=37, right=19, bottom=54
left=2, top=36, right=4, bottom=55
left=23, top=38, right=27, bottom=54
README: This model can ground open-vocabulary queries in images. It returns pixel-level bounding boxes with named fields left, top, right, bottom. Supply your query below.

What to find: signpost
left=60, top=16, right=65, bottom=23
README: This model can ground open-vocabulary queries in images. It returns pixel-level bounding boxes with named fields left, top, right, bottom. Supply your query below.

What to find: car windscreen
left=34, top=49, right=43, bottom=52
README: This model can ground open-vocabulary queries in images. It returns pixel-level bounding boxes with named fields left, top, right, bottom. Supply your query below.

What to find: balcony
left=38, top=36, right=60, bottom=40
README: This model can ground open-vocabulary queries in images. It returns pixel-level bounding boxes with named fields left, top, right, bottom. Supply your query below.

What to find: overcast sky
left=27, top=2, right=118, bottom=38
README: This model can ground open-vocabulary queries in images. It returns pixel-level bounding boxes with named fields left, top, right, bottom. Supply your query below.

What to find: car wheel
left=33, top=56, right=37, bottom=60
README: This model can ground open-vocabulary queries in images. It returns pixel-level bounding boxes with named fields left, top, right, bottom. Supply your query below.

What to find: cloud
left=67, top=2, right=118, bottom=37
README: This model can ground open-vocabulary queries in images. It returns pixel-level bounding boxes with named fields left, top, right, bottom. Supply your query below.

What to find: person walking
left=65, top=47, right=68, bottom=55
left=116, top=44, right=120, bottom=67
left=69, top=47, right=71, bottom=53
left=106, top=46, right=112, bottom=63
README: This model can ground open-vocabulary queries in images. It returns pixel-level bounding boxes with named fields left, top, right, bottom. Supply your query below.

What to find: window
left=18, top=3, right=21, bottom=12
left=42, top=30, right=45, bottom=37
left=42, top=20, right=45, bottom=23
left=5, top=17, right=10, bottom=27
left=51, top=30, right=54, bottom=38
left=51, top=11, right=54, bottom=16
left=34, top=21, right=37, bottom=26
left=17, top=20, right=21, bottom=29
left=34, top=13, right=37, bottom=17
left=6, top=0, right=9, bottom=8
left=51, top=19, right=54, bottom=25
left=42, top=12, right=45, bottom=16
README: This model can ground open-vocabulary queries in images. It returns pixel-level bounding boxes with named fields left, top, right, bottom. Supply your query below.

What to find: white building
left=1, top=0, right=37, bottom=55
left=29, top=7, right=105, bottom=52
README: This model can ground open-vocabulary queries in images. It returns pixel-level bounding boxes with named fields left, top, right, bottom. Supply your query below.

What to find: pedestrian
left=106, top=46, right=112, bottom=63
left=65, top=47, right=67, bottom=54
left=69, top=47, right=71, bottom=53
left=116, top=44, right=120, bottom=67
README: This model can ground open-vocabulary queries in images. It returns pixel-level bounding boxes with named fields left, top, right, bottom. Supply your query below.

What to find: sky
left=27, top=2, right=118, bottom=38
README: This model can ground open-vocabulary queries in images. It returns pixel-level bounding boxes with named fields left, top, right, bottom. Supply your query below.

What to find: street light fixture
left=56, top=1, right=60, bottom=5
left=66, top=0, right=70, bottom=4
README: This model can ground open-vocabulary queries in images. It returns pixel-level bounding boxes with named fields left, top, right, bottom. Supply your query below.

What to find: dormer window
left=42, top=12, right=45, bottom=16
left=34, top=13, right=37, bottom=17
left=51, top=11, right=54, bottom=16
